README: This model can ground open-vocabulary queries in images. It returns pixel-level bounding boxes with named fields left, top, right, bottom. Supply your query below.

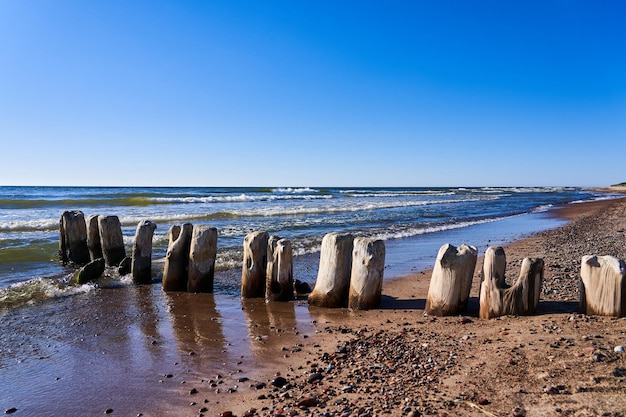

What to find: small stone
left=511, top=407, right=525, bottom=417
left=189, top=388, right=199, bottom=395
left=307, top=373, right=323, bottom=384
left=105, top=409, right=114, bottom=414
left=296, top=397, right=318, bottom=407
left=478, top=398, right=490, bottom=405
left=272, top=376, right=288, bottom=387
left=614, top=345, right=624, bottom=352
left=5, top=409, right=17, bottom=415
left=220, top=412, right=233, bottom=417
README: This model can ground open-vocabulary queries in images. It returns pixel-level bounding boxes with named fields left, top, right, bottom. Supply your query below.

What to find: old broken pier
left=57, top=210, right=626, bottom=318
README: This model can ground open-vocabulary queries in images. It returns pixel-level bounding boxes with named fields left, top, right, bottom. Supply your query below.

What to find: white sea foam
left=370, top=217, right=504, bottom=241
left=532, top=204, right=554, bottom=213
left=571, top=194, right=623, bottom=204
left=0, top=276, right=97, bottom=309
left=149, top=193, right=331, bottom=204
left=0, top=218, right=59, bottom=232
left=272, top=187, right=318, bottom=193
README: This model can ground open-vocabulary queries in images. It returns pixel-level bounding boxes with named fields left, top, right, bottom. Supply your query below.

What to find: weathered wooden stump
left=97, top=215, right=126, bottom=267
left=73, top=258, right=105, bottom=284
left=266, top=237, right=294, bottom=301
left=187, top=225, right=218, bottom=293
left=580, top=255, right=626, bottom=317
left=266, top=235, right=282, bottom=293
left=479, top=246, right=544, bottom=319
left=59, top=210, right=90, bottom=265
left=131, top=220, right=157, bottom=284
left=241, top=231, right=269, bottom=298
left=349, top=238, right=385, bottom=310
left=425, top=243, right=477, bottom=316
left=86, top=214, right=103, bottom=261
left=162, top=223, right=193, bottom=291
left=308, top=233, right=354, bottom=308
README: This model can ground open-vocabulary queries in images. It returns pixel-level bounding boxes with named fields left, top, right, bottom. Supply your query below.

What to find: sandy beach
left=2, top=196, right=626, bottom=417
left=195, top=196, right=626, bottom=417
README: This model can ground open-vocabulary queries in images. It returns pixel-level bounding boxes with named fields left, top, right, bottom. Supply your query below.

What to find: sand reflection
left=163, top=291, right=225, bottom=354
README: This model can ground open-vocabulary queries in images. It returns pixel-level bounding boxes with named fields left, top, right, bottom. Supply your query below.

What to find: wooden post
left=59, top=210, right=90, bottom=265
left=131, top=220, right=157, bottom=284
left=425, top=243, right=477, bottom=316
left=479, top=246, right=544, bottom=319
left=187, top=225, right=218, bottom=293
left=97, top=215, right=126, bottom=267
left=266, top=235, right=281, bottom=296
left=266, top=237, right=294, bottom=301
left=162, top=223, right=193, bottom=292
left=580, top=255, right=626, bottom=317
left=86, top=214, right=103, bottom=261
left=349, top=238, right=385, bottom=310
left=308, top=233, right=354, bottom=308
left=241, top=231, right=269, bottom=298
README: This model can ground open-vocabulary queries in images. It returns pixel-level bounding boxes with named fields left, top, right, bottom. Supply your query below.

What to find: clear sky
left=1, top=0, right=624, bottom=187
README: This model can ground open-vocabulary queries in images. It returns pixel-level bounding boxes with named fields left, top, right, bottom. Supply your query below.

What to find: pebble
left=5, top=409, right=17, bottom=415
left=306, top=373, right=323, bottom=384
left=614, top=345, right=624, bottom=352
left=272, top=376, right=288, bottom=387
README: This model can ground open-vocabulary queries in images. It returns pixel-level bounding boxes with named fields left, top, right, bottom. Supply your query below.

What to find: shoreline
left=203, top=196, right=626, bottom=417
left=2, top=197, right=626, bottom=416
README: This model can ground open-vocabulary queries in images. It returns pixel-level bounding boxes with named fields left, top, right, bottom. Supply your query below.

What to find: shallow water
left=0, top=185, right=611, bottom=308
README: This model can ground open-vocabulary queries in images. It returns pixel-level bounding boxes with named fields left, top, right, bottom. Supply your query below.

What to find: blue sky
left=1, top=1, right=624, bottom=187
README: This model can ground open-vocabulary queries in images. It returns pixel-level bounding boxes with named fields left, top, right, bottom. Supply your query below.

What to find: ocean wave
left=149, top=193, right=332, bottom=204
left=0, top=275, right=97, bottom=310
left=339, top=189, right=455, bottom=197
left=570, top=194, right=624, bottom=204
left=369, top=217, right=509, bottom=241
left=0, top=218, right=59, bottom=232
left=531, top=204, right=554, bottom=213
left=272, top=187, right=318, bottom=194
left=0, top=196, right=157, bottom=209
left=343, top=191, right=456, bottom=198
left=0, top=196, right=498, bottom=233
left=478, top=186, right=577, bottom=194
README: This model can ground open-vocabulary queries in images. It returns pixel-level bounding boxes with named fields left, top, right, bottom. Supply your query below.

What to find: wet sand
left=2, top=197, right=626, bottom=416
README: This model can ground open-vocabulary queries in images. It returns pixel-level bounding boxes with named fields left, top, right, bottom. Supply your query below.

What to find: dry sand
left=186, top=197, right=626, bottom=417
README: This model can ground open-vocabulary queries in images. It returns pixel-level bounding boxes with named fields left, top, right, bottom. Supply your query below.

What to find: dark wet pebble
left=189, top=388, right=199, bottom=395
left=105, top=409, right=113, bottom=414
left=272, top=376, right=288, bottom=387
left=5, top=409, right=17, bottom=415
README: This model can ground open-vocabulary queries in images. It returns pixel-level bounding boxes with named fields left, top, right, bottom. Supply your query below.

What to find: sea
left=0, top=185, right=617, bottom=309
left=0, top=185, right=620, bottom=415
